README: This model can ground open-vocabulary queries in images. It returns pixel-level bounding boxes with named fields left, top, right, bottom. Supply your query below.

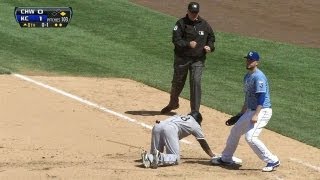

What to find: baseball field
left=0, top=0, right=319, bottom=179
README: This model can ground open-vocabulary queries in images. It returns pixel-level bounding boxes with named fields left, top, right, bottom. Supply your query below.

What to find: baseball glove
left=225, top=113, right=243, bottom=126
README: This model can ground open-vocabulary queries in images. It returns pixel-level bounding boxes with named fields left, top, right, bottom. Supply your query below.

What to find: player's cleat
left=160, top=104, right=179, bottom=114
left=211, top=157, right=235, bottom=166
left=150, top=149, right=160, bottom=169
left=262, top=161, right=280, bottom=172
left=231, top=156, right=243, bottom=165
left=141, top=150, right=146, bottom=163
left=141, top=151, right=151, bottom=168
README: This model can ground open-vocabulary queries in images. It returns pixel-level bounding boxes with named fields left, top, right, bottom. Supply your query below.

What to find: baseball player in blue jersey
left=211, top=51, right=280, bottom=172
left=141, top=111, right=216, bottom=168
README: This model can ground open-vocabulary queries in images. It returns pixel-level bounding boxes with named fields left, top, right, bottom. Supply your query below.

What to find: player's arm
left=236, top=98, right=247, bottom=118
left=241, top=75, right=248, bottom=114
left=240, top=103, right=247, bottom=114
left=197, top=139, right=215, bottom=157
left=252, top=78, right=267, bottom=123
left=251, top=93, right=265, bottom=123
left=252, top=104, right=262, bottom=123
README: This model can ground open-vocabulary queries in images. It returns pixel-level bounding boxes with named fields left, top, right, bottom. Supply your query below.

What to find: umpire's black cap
left=188, top=2, right=200, bottom=13
left=189, top=111, right=203, bottom=125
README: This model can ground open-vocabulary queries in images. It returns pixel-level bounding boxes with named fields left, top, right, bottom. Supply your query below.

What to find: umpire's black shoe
left=160, top=104, right=179, bottom=114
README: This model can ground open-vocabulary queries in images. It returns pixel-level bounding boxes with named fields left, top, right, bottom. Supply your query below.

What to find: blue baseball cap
left=244, top=51, right=260, bottom=61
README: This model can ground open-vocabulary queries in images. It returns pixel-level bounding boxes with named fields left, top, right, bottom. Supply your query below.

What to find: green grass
left=0, top=0, right=319, bottom=148
left=0, top=66, right=11, bottom=74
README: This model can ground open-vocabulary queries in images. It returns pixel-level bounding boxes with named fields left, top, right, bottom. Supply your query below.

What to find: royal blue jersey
left=243, top=68, right=271, bottom=109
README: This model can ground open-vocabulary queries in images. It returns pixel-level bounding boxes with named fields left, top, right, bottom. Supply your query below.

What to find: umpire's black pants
left=169, top=55, right=204, bottom=112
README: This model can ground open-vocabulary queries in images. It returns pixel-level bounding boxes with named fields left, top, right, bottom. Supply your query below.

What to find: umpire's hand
left=190, top=41, right=197, bottom=48
left=204, top=46, right=211, bottom=53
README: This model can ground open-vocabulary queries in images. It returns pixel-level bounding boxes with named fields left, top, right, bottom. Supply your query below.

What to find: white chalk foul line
left=290, top=158, right=320, bottom=172
left=13, top=74, right=192, bottom=145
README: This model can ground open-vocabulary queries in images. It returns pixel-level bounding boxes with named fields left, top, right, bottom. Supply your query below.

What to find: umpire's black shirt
left=172, top=15, right=215, bottom=61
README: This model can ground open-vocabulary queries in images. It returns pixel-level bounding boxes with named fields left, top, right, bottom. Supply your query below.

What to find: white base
left=212, top=154, right=243, bottom=165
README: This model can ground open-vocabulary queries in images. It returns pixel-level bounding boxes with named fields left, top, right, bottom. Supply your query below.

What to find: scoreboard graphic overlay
left=15, top=7, right=73, bottom=28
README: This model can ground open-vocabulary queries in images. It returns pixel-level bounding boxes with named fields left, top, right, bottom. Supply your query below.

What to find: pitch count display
left=15, top=7, right=73, bottom=28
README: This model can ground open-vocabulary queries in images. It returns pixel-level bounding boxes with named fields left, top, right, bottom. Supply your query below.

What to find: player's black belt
left=250, top=106, right=271, bottom=111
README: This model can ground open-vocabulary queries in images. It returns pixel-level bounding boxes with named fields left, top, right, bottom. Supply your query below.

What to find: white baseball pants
left=150, top=122, right=180, bottom=165
left=221, top=108, right=278, bottom=163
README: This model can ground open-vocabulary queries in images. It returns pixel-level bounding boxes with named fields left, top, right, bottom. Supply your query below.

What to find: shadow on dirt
left=183, top=159, right=258, bottom=171
left=135, top=158, right=259, bottom=171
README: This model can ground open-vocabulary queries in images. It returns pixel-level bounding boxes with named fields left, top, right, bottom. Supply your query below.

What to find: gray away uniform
left=149, top=115, right=205, bottom=165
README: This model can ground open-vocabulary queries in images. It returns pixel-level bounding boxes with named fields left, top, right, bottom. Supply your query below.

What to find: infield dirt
left=0, top=75, right=319, bottom=179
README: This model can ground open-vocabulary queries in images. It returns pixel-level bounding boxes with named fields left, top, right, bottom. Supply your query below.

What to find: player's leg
left=151, top=123, right=180, bottom=168
left=162, top=123, right=180, bottom=165
left=150, top=122, right=167, bottom=153
left=144, top=122, right=167, bottom=168
left=220, top=111, right=252, bottom=162
left=244, top=108, right=279, bottom=171
left=189, top=61, right=204, bottom=112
